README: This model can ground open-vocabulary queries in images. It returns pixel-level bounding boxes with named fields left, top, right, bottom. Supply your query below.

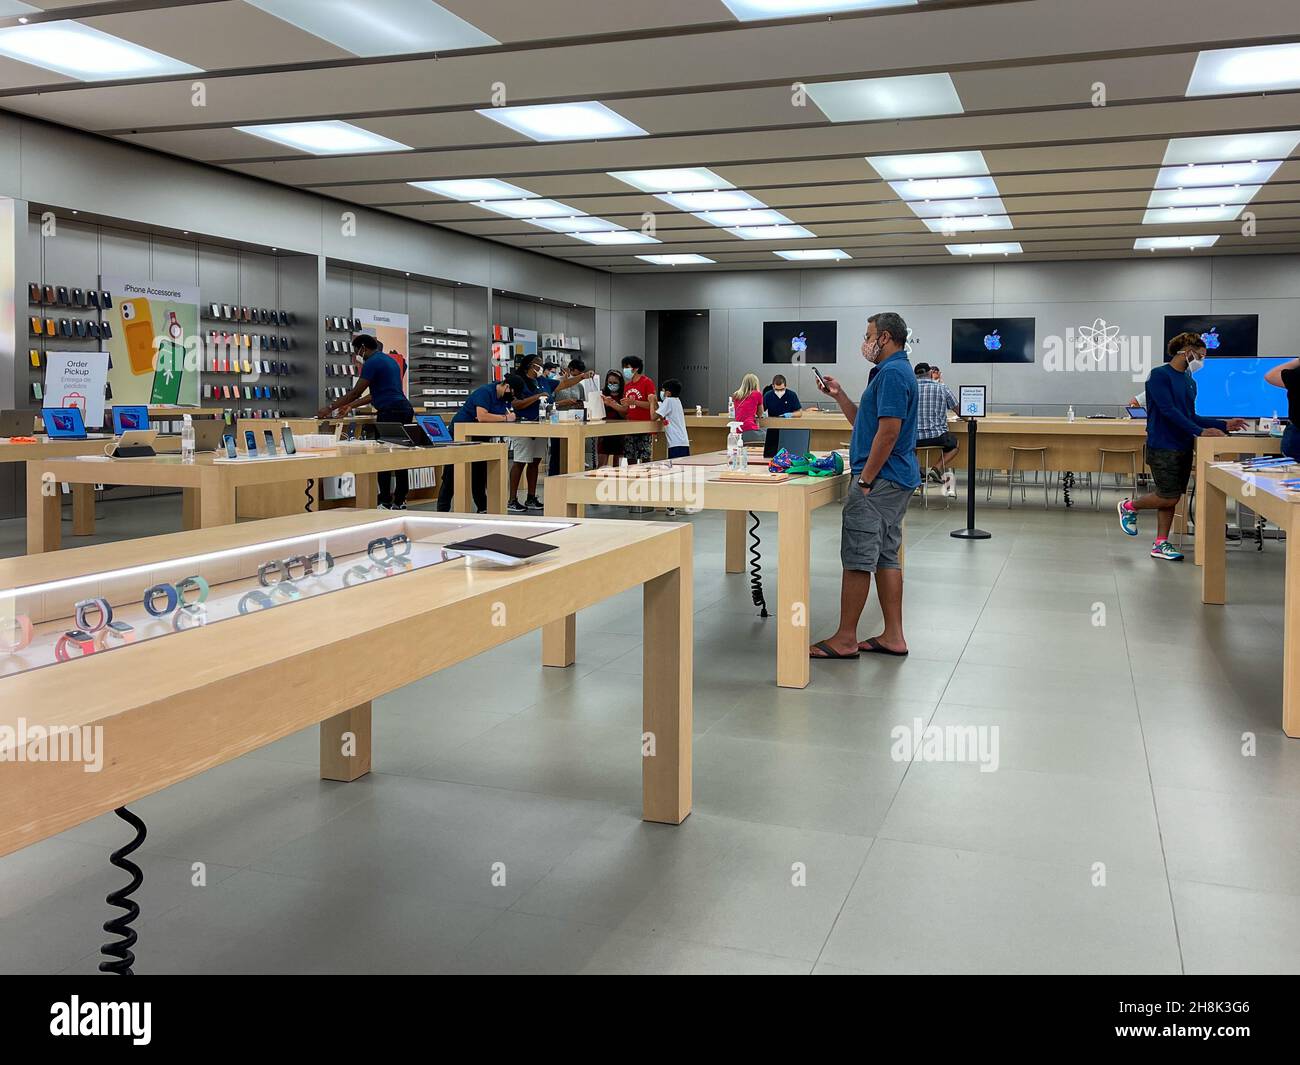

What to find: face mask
left=622, top=368, right=634, bottom=382
left=1187, top=355, right=1205, bottom=374
left=606, top=383, right=619, bottom=394
left=773, top=388, right=786, bottom=397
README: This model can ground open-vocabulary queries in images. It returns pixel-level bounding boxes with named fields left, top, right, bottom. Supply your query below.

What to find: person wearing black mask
left=437, top=377, right=515, bottom=512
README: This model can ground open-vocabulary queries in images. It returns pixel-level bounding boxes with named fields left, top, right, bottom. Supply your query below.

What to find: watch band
left=175, top=575, right=210, bottom=606
left=307, top=551, right=335, bottom=576
left=258, top=559, right=287, bottom=587
left=387, top=534, right=412, bottom=559
left=143, top=582, right=180, bottom=617
left=172, top=604, right=207, bottom=631
left=366, top=536, right=395, bottom=565
left=1, top=613, right=33, bottom=653
left=343, top=563, right=377, bottom=587
left=237, top=589, right=276, bottom=614
left=98, top=621, right=136, bottom=648
left=74, top=597, right=113, bottom=633
left=55, top=629, right=97, bottom=661
left=284, top=555, right=311, bottom=580
left=270, top=581, right=302, bottom=603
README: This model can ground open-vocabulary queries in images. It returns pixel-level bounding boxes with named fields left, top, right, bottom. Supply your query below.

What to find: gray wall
left=610, top=257, right=1300, bottom=415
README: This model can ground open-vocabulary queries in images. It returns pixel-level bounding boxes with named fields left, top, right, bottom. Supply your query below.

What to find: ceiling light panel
left=573, top=231, right=662, bottom=245
left=1141, top=205, right=1242, bottom=225
left=1154, top=161, right=1282, bottom=189
left=1163, top=132, right=1300, bottom=166
left=0, top=21, right=202, bottom=81
left=946, top=243, right=1024, bottom=255
left=409, top=178, right=535, bottom=200
left=867, top=151, right=989, bottom=180
left=774, top=249, right=851, bottom=260
left=721, top=0, right=916, bottom=20
left=477, top=198, right=585, bottom=219
left=477, top=102, right=647, bottom=141
left=1186, top=43, right=1300, bottom=96
left=529, top=216, right=624, bottom=233
left=656, top=190, right=765, bottom=212
left=922, top=215, right=1013, bottom=233
left=726, top=224, right=815, bottom=240
left=637, top=254, right=715, bottom=265
left=1147, top=185, right=1259, bottom=209
left=607, top=168, right=732, bottom=193
left=890, top=175, right=999, bottom=201
left=806, top=73, right=963, bottom=122
left=908, top=197, right=1009, bottom=219
left=694, top=209, right=792, bottom=227
left=1135, top=236, right=1221, bottom=250
left=235, top=120, right=410, bottom=155
left=243, top=0, right=498, bottom=56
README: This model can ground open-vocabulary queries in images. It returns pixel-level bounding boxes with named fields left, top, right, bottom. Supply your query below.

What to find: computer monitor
left=1192, top=356, right=1292, bottom=419
left=763, top=427, right=812, bottom=459
left=112, top=405, right=150, bottom=435
left=43, top=407, right=87, bottom=439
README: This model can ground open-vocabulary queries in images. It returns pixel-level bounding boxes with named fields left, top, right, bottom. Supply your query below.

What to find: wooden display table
left=1193, top=434, right=1283, bottom=566
left=948, top=416, right=1147, bottom=472
left=672, top=411, right=850, bottom=457
left=544, top=451, right=848, bottom=689
left=26, top=442, right=507, bottom=552
left=1200, top=461, right=1300, bottom=737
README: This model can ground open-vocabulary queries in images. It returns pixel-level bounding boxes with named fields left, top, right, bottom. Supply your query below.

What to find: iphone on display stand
left=223, top=434, right=238, bottom=460
left=280, top=426, right=296, bottom=455
left=243, top=429, right=258, bottom=456
left=261, top=429, right=278, bottom=456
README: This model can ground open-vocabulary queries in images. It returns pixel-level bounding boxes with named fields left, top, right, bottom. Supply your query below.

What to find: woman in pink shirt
left=732, top=373, right=765, bottom=440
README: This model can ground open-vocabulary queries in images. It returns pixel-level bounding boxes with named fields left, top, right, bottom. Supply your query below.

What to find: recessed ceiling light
left=921, top=215, right=1013, bottom=233
left=529, top=216, right=624, bottom=233
left=694, top=208, right=792, bottom=227
left=1154, top=160, right=1281, bottom=189
left=243, top=0, right=498, bottom=57
left=409, top=178, right=535, bottom=200
left=721, top=0, right=915, bottom=20
left=805, top=73, right=963, bottom=122
left=476, top=198, right=584, bottom=219
left=656, top=190, right=765, bottom=212
left=637, top=254, right=715, bottom=265
left=477, top=101, right=647, bottom=142
left=236, top=120, right=411, bottom=155
left=908, top=197, right=1008, bottom=219
left=726, top=224, right=816, bottom=240
left=946, top=242, right=1023, bottom=255
left=867, top=150, right=988, bottom=180
left=607, top=168, right=732, bottom=193
left=1163, top=132, right=1300, bottom=166
left=1147, top=185, right=1258, bottom=209
left=573, top=231, right=662, bottom=245
left=1141, top=205, right=1241, bottom=225
left=891, top=175, right=998, bottom=201
left=1186, top=43, right=1300, bottom=96
left=774, top=249, right=851, bottom=260
left=1134, top=236, right=1221, bottom=250
left=0, top=20, right=202, bottom=81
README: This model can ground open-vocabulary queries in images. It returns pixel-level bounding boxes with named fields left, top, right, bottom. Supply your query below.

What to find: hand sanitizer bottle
left=727, top=420, right=745, bottom=471
left=181, top=413, right=195, bottom=463
left=1067, top=405, right=1075, bottom=423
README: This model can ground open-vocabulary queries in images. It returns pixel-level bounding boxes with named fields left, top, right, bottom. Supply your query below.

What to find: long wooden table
left=674, top=411, right=851, bottom=457
left=542, top=452, right=848, bottom=689
left=1200, top=461, right=1300, bottom=738
left=1193, top=434, right=1283, bottom=566
left=0, top=508, right=692, bottom=855
left=26, top=442, right=507, bottom=552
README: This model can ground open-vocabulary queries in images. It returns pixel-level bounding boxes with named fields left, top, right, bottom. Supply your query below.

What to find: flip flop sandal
left=810, top=640, right=859, bottom=660
left=858, top=637, right=909, bottom=657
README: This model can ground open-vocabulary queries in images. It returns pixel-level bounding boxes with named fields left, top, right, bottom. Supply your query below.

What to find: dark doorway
left=650, top=310, right=710, bottom=410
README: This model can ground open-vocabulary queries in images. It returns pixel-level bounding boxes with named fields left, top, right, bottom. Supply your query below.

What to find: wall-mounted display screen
left=1163, top=314, right=1259, bottom=357
left=951, top=317, right=1036, bottom=364
left=763, top=320, right=837, bottom=364
left=1192, top=356, right=1291, bottom=419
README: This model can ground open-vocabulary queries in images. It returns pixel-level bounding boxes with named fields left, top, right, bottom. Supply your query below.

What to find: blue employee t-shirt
left=1144, top=362, right=1227, bottom=452
left=849, top=351, right=920, bottom=488
left=763, top=388, right=801, bottom=416
left=453, top=382, right=508, bottom=424
left=361, top=352, right=406, bottom=410
left=516, top=375, right=556, bottom=422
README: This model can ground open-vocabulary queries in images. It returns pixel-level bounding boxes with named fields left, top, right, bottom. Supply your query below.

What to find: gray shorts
left=510, top=433, right=547, bottom=464
left=841, top=479, right=911, bottom=572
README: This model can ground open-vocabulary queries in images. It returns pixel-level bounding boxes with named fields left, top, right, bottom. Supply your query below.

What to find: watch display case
left=0, top=514, right=572, bottom=679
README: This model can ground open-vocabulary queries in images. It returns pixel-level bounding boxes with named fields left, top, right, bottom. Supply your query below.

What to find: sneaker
left=1151, top=540, right=1184, bottom=561
left=507, top=500, right=527, bottom=514
left=524, top=496, right=544, bottom=512
left=1117, top=498, right=1139, bottom=536
left=944, top=482, right=957, bottom=499
left=376, top=503, right=390, bottom=510
left=927, top=468, right=944, bottom=484
left=393, top=503, right=408, bottom=511
left=666, top=507, right=677, bottom=517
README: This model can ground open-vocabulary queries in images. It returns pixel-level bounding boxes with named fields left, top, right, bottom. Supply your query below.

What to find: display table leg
left=725, top=510, right=746, bottom=574
left=25, top=464, right=60, bottom=553
left=564, top=433, right=585, bottom=517
left=71, top=483, right=95, bottom=536
left=1194, top=443, right=1209, bottom=567
left=642, top=545, right=693, bottom=824
left=197, top=485, right=236, bottom=528
left=1201, top=479, right=1227, bottom=606
left=542, top=484, right=577, bottom=667
left=1284, top=526, right=1300, bottom=739
left=776, top=498, right=812, bottom=689
left=354, top=471, right=378, bottom=510
left=320, top=702, right=372, bottom=782
left=487, top=451, right=507, bottom=515
left=451, top=462, right=470, bottom=513
left=181, top=487, right=200, bottom=531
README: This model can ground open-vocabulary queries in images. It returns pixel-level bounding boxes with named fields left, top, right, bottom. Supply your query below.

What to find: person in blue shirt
left=436, top=377, right=516, bottom=512
left=505, top=354, right=594, bottom=513
left=318, top=334, right=414, bottom=508
left=810, top=312, right=919, bottom=661
left=763, top=375, right=802, bottom=417
left=1118, top=332, right=1248, bottom=560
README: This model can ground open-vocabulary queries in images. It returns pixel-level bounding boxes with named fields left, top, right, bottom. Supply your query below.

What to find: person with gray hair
left=810, top=311, right=920, bottom=660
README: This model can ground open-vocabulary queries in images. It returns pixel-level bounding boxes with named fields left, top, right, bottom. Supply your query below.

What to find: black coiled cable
left=1061, top=470, right=1074, bottom=508
left=99, top=806, right=146, bottom=976
left=305, top=478, right=315, bottom=513
left=748, top=511, right=769, bottom=618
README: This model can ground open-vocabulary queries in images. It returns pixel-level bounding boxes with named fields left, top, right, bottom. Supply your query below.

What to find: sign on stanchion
left=952, top=385, right=992, bottom=541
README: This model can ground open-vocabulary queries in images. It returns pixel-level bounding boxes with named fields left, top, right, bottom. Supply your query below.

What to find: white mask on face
left=1186, top=353, right=1205, bottom=374
left=773, top=388, right=786, bottom=397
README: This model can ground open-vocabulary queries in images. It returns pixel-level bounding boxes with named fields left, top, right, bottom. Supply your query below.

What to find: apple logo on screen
left=1201, top=327, right=1220, bottom=351
left=984, top=330, right=1002, bottom=352
left=790, top=332, right=808, bottom=356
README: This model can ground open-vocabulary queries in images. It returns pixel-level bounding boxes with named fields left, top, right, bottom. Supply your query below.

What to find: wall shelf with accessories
left=24, top=280, right=114, bottom=406
left=411, top=326, right=475, bottom=414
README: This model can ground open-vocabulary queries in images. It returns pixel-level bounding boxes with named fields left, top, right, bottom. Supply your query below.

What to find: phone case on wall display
left=119, top=298, right=157, bottom=375
left=74, top=320, right=87, bottom=339
left=29, top=316, right=41, bottom=335
left=44, top=319, right=56, bottom=337
left=72, top=288, right=84, bottom=307
left=55, top=286, right=69, bottom=306
left=101, top=291, right=112, bottom=309
left=88, top=321, right=102, bottom=340
left=42, top=286, right=55, bottom=304
left=88, top=290, right=101, bottom=309
left=29, top=349, right=41, bottom=368
left=101, top=321, right=112, bottom=339
left=31, top=383, right=42, bottom=400
left=58, top=319, right=72, bottom=337
left=28, top=282, right=40, bottom=304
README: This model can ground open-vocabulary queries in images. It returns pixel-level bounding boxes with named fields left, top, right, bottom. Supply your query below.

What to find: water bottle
left=181, top=413, right=195, bottom=463
left=1067, top=405, right=1075, bottom=424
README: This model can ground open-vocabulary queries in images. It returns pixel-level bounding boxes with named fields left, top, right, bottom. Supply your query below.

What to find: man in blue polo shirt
left=436, top=377, right=515, bottom=512
left=810, top=311, right=919, bottom=660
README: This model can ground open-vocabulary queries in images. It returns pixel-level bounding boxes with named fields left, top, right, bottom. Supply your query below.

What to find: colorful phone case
left=119, top=298, right=157, bottom=376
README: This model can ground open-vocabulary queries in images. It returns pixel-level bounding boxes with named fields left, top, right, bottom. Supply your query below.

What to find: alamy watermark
left=0, top=717, right=104, bottom=772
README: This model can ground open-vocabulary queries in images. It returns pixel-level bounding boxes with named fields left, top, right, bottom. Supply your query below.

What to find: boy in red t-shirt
left=612, top=355, right=655, bottom=464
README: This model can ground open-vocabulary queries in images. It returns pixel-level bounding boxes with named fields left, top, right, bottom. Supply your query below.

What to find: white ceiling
left=1, top=0, right=1298, bottom=271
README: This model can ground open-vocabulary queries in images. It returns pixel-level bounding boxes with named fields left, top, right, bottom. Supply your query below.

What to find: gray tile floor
left=2, top=484, right=1299, bottom=974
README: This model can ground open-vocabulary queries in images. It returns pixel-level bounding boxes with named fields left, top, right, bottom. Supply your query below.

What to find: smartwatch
left=284, top=555, right=311, bottom=581
left=74, top=597, right=113, bottom=634
left=176, top=576, right=210, bottom=607
left=258, top=559, right=288, bottom=587
left=343, top=563, right=377, bottom=587
left=307, top=551, right=335, bottom=576
left=173, top=604, right=207, bottom=631
left=1, top=613, right=33, bottom=653
left=98, top=620, right=136, bottom=648
left=144, top=582, right=180, bottom=617
left=238, top=589, right=276, bottom=614
left=55, top=630, right=97, bottom=661
left=387, top=534, right=412, bottom=559
left=857, top=478, right=874, bottom=490
left=367, top=536, right=395, bottom=565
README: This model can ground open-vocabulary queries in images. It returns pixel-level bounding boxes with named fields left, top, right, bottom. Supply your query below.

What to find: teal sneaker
left=1150, top=540, right=1184, bottom=561
left=1117, top=498, right=1139, bottom=536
